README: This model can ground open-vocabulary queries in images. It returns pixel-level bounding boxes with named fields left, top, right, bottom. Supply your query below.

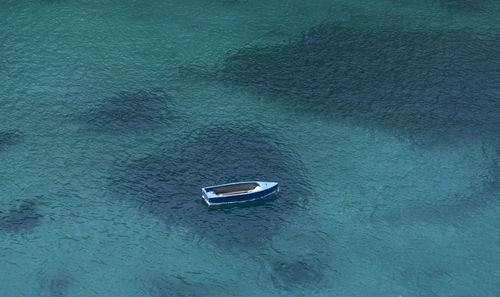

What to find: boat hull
left=201, top=181, right=279, bottom=205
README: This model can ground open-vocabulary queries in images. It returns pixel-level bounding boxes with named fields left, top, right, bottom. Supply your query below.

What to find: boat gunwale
left=202, top=181, right=262, bottom=198
left=211, top=183, right=260, bottom=196
left=201, top=181, right=278, bottom=205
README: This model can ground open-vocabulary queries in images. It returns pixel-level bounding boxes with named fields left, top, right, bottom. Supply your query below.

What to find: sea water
left=0, top=0, right=499, bottom=296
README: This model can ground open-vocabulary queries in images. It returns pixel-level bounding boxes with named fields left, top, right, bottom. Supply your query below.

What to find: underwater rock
left=38, top=270, right=74, bottom=297
left=0, top=200, right=42, bottom=233
left=151, top=275, right=222, bottom=297
left=0, top=130, right=22, bottom=151
left=46, top=277, right=73, bottom=297
left=82, top=90, right=170, bottom=131
left=109, top=124, right=311, bottom=249
left=270, top=258, right=324, bottom=290
left=216, top=24, right=500, bottom=145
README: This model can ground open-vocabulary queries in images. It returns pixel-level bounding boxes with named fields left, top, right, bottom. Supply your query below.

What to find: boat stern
left=201, top=187, right=212, bottom=205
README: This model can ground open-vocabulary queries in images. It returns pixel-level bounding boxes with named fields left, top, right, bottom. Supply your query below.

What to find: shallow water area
left=1, top=0, right=499, bottom=296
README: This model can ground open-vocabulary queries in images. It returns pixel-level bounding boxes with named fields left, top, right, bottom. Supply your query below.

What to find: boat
left=201, top=181, right=279, bottom=205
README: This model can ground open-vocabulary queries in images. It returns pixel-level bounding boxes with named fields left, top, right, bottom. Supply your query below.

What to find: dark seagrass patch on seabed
left=216, top=24, right=500, bottom=146
left=0, top=130, right=22, bottom=151
left=0, top=199, right=42, bottom=233
left=109, top=124, right=311, bottom=249
left=81, top=90, right=170, bottom=131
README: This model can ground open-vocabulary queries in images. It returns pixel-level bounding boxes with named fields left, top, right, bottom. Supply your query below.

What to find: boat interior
left=212, top=183, right=261, bottom=196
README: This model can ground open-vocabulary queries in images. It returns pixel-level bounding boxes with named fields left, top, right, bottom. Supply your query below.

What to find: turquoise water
left=1, top=0, right=499, bottom=296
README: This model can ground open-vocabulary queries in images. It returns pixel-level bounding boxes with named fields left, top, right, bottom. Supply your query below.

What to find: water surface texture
left=1, top=0, right=499, bottom=296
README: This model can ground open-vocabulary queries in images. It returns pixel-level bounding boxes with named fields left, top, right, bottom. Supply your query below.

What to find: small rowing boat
left=201, top=181, right=279, bottom=205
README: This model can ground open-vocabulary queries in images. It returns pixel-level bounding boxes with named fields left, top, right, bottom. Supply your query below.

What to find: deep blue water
left=1, top=0, right=499, bottom=296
